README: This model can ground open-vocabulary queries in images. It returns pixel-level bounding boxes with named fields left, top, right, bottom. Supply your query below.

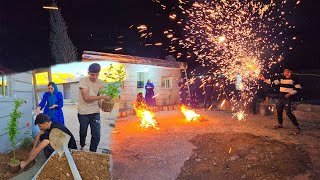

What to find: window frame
left=0, top=71, right=9, bottom=97
left=161, top=76, right=172, bottom=89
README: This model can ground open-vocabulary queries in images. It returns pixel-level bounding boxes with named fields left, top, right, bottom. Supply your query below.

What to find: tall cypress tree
left=49, top=2, right=78, bottom=63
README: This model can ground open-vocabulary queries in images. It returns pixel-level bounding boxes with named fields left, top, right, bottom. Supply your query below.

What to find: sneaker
left=274, top=124, right=284, bottom=129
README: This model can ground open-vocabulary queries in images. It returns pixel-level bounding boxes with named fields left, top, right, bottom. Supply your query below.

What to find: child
left=134, top=93, right=147, bottom=110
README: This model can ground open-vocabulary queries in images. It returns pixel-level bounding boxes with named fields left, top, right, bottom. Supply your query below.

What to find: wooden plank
left=32, top=70, right=38, bottom=108
left=37, top=87, right=48, bottom=92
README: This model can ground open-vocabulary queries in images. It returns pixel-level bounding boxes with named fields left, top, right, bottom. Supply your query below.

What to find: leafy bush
left=7, top=99, right=25, bottom=163
left=99, top=64, right=126, bottom=100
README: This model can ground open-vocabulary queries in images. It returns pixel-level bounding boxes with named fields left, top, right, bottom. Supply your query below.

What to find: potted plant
left=99, top=64, right=126, bottom=112
left=7, top=99, right=25, bottom=173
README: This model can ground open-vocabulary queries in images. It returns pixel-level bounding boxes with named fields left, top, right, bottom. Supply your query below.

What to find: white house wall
left=67, top=62, right=182, bottom=110
left=0, top=71, right=33, bottom=153
left=120, top=63, right=181, bottom=109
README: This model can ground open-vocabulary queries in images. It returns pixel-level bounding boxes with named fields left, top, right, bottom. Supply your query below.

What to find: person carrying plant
left=78, top=63, right=111, bottom=152
left=20, top=114, right=77, bottom=169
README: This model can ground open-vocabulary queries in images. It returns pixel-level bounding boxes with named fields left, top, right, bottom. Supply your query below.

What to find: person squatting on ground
left=36, top=82, right=65, bottom=125
left=78, top=63, right=111, bottom=152
left=134, top=92, right=147, bottom=110
left=20, top=114, right=77, bottom=169
left=260, top=68, right=302, bottom=132
left=178, top=77, right=188, bottom=105
left=203, top=77, right=214, bottom=110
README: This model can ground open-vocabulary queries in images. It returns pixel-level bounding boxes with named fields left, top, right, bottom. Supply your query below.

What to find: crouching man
left=20, top=113, right=77, bottom=169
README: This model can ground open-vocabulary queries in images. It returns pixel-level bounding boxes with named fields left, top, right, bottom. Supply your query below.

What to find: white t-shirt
left=77, top=77, right=103, bottom=115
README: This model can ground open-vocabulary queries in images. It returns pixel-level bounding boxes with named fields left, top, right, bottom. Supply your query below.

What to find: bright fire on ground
left=134, top=103, right=159, bottom=129
left=180, top=105, right=200, bottom=122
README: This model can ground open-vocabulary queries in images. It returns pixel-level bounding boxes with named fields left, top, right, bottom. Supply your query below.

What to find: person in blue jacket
left=145, top=79, right=156, bottom=106
left=36, top=82, right=64, bottom=125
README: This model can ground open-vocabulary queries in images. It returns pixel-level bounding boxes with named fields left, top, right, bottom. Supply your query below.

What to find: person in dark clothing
left=20, top=114, right=77, bottom=169
left=203, top=77, right=215, bottom=110
left=189, top=77, right=200, bottom=107
left=260, top=69, right=302, bottom=132
left=178, top=78, right=188, bottom=105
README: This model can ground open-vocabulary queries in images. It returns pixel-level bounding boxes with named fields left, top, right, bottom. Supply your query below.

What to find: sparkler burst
left=148, top=0, right=299, bottom=114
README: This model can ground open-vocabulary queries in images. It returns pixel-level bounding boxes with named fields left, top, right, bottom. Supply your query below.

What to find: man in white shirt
left=78, top=63, right=111, bottom=152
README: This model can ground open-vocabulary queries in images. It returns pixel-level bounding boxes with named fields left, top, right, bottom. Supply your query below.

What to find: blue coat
left=38, top=92, right=64, bottom=125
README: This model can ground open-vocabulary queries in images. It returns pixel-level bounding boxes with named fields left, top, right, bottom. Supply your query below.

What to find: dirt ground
left=0, top=146, right=31, bottom=179
left=37, top=151, right=110, bottom=180
left=111, top=109, right=320, bottom=180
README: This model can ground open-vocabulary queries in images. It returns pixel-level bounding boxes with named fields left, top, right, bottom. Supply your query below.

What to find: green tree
left=49, top=2, right=78, bottom=63
left=7, top=99, right=25, bottom=163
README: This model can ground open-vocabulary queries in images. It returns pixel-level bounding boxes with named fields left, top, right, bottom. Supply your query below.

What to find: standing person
left=36, top=82, right=64, bottom=125
left=260, top=68, right=302, bottom=133
left=203, top=77, right=214, bottom=110
left=189, top=77, right=198, bottom=107
left=78, top=63, right=111, bottom=152
left=20, top=114, right=77, bottom=169
left=145, top=79, right=156, bottom=106
left=178, top=77, right=188, bottom=105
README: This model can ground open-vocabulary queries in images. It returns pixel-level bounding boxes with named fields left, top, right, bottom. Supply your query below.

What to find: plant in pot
left=99, top=64, right=126, bottom=112
left=6, top=99, right=25, bottom=173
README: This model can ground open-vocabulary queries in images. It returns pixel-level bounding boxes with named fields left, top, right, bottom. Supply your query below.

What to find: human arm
left=49, top=92, right=64, bottom=109
left=32, top=131, right=45, bottom=149
left=80, top=87, right=111, bottom=102
left=37, top=93, right=49, bottom=114
left=286, top=79, right=302, bottom=97
left=259, top=74, right=279, bottom=85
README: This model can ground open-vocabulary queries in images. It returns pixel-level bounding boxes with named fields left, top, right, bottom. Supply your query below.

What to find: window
left=0, top=71, right=9, bottom=97
left=161, top=76, right=172, bottom=89
left=137, top=72, right=149, bottom=88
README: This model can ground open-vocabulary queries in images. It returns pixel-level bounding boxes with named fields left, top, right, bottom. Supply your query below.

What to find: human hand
left=103, top=95, right=111, bottom=101
left=259, top=74, right=265, bottom=81
left=285, top=93, right=291, bottom=98
left=36, top=107, right=41, bottom=115
left=49, top=104, right=58, bottom=109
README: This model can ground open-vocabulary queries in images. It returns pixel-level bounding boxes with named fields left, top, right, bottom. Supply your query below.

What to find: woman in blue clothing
left=145, top=79, right=156, bottom=106
left=36, top=82, right=64, bottom=125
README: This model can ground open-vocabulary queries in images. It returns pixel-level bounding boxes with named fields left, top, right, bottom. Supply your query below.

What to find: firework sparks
left=233, top=110, right=247, bottom=121
left=143, top=0, right=299, bottom=115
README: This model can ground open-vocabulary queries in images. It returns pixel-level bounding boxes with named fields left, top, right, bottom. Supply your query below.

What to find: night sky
left=1, top=0, right=320, bottom=73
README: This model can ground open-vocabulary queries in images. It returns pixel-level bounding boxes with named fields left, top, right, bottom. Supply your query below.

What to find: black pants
left=179, top=91, right=187, bottom=105
left=276, top=97, right=299, bottom=126
left=40, top=132, right=55, bottom=159
left=204, top=94, right=213, bottom=109
left=78, top=113, right=101, bottom=152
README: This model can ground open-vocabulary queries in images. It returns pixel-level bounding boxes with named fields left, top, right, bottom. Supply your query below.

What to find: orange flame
left=180, top=105, right=200, bottom=121
left=134, top=101, right=159, bottom=129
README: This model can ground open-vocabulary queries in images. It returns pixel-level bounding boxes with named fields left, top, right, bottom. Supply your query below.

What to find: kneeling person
left=20, top=114, right=77, bottom=169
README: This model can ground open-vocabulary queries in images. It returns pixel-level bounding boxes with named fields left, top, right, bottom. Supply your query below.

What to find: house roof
left=0, top=65, right=15, bottom=74
left=82, top=51, right=187, bottom=69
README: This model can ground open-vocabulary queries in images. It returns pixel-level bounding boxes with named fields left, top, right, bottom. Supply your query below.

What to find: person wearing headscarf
left=36, top=82, right=64, bottom=125
left=145, top=79, right=156, bottom=106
